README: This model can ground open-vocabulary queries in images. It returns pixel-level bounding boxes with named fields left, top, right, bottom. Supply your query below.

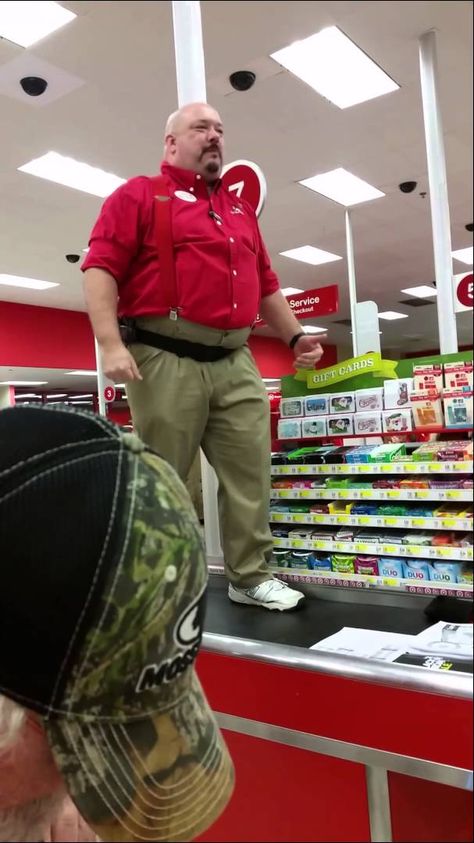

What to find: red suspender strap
left=149, top=175, right=179, bottom=317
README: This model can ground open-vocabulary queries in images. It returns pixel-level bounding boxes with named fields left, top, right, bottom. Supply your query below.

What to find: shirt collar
left=160, top=161, right=222, bottom=196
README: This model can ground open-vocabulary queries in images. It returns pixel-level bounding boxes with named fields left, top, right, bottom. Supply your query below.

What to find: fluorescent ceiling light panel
left=401, top=285, right=437, bottom=298
left=65, top=370, right=97, bottom=376
left=300, top=168, right=384, bottom=206
left=281, top=287, right=303, bottom=296
left=452, top=247, right=473, bottom=265
left=18, top=152, right=126, bottom=198
left=0, top=273, right=58, bottom=290
left=378, top=311, right=408, bottom=321
left=263, top=378, right=280, bottom=383
left=303, top=326, right=326, bottom=334
left=71, top=393, right=94, bottom=399
left=46, top=393, right=67, bottom=398
left=14, top=393, right=41, bottom=398
left=280, top=245, right=342, bottom=265
left=0, top=1, right=76, bottom=48
left=270, top=25, right=399, bottom=109
left=0, top=380, right=47, bottom=385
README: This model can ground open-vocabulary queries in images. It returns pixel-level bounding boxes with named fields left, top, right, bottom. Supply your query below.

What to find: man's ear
left=164, top=134, right=176, bottom=156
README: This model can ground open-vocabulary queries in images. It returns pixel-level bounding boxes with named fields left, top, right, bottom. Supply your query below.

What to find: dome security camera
left=229, top=70, right=256, bottom=92
left=465, top=223, right=473, bottom=232
left=399, top=181, right=418, bottom=194
left=65, top=254, right=81, bottom=264
left=20, top=76, right=48, bottom=96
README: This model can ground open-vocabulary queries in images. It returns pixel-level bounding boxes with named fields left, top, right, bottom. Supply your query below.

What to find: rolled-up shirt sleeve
left=81, top=177, right=146, bottom=286
left=255, top=217, right=281, bottom=299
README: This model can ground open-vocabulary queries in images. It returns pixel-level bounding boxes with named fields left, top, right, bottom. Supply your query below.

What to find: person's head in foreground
left=0, top=405, right=234, bottom=842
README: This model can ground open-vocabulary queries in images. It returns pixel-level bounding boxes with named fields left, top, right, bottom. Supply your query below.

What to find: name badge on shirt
left=174, top=190, right=197, bottom=203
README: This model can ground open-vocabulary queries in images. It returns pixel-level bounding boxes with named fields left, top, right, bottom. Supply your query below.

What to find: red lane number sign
left=454, top=273, right=473, bottom=312
left=221, top=159, right=267, bottom=218
left=104, top=385, right=116, bottom=403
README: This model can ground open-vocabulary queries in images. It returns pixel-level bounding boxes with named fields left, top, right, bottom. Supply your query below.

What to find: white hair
left=0, top=695, right=65, bottom=842
left=0, top=695, right=26, bottom=752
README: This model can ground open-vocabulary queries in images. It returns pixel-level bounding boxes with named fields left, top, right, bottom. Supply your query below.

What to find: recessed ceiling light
left=281, top=287, right=304, bottom=295
left=18, top=151, right=126, bottom=198
left=65, top=370, right=97, bottom=376
left=0, top=1, right=76, bottom=48
left=270, top=25, right=399, bottom=109
left=378, top=311, right=409, bottom=321
left=0, top=273, right=58, bottom=290
left=452, top=246, right=473, bottom=265
left=303, top=326, right=326, bottom=334
left=279, top=245, right=342, bottom=266
left=299, top=168, right=385, bottom=206
left=0, top=380, right=48, bottom=386
left=400, top=285, right=437, bottom=298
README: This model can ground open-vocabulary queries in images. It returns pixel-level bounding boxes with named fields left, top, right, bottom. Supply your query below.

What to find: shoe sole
left=228, top=590, right=305, bottom=611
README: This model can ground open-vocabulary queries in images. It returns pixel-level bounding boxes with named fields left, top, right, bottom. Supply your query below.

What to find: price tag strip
left=270, top=488, right=472, bottom=503
left=269, top=513, right=472, bottom=531
left=271, top=461, right=472, bottom=476
left=270, top=567, right=473, bottom=599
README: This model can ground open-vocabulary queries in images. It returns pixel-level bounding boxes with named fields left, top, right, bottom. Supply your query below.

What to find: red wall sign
left=221, top=160, right=267, bottom=217
left=454, top=272, right=473, bottom=312
left=254, top=284, right=339, bottom=327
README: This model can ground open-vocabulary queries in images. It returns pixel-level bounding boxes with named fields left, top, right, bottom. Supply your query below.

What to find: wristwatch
left=289, top=332, right=305, bottom=349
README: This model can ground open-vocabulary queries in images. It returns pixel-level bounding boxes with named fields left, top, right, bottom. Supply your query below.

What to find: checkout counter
left=196, top=575, right=473, bottom=843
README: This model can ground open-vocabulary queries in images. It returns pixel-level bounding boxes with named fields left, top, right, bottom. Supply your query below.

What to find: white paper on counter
left=405, top=622, right=473, bottom=661
left=310, top=627, right=414, bottom=662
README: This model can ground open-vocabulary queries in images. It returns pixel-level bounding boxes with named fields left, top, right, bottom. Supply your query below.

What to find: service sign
left=254, top=284, right=339, bottom=328
left=453, top=272, right=473, bottom=313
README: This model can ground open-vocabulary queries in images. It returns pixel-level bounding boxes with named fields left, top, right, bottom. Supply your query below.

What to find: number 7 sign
left=221, top=159, right=267, bottom=217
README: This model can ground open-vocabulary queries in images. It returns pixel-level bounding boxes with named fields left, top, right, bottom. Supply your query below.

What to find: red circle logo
left=104, top=385, right=115, bottom=402
left=456, top=273, right=473, bottom=308
left=221, top=160, right=267, bottom=217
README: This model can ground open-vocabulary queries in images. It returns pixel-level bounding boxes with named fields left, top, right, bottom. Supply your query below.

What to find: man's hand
left=44, top=795, right=99, bottom=842
left=293, top=334, right=326, bottom=370
left=100, top=342, right=142, bottom=383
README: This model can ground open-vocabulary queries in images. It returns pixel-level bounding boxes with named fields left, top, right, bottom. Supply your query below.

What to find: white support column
left=172, top=0, right=207, bottom=104
left=172, top=0, right=223, bottom=563
left=419, top=29, right=458, bottom=354
left=0, top=385, right=15, bottom=408
left=345, top=209, right=360, bottom=357
left=94, top=338, right=107, bottom=417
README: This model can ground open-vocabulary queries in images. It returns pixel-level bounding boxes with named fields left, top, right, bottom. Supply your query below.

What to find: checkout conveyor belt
left=204, top=574, right=433, bottom=648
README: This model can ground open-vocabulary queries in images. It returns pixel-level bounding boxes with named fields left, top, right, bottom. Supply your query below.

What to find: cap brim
left=45, top=671, right=234, bottom=842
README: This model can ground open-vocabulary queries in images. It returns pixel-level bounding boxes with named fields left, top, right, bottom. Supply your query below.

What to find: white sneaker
left=228, top=579, right=305, bottom=611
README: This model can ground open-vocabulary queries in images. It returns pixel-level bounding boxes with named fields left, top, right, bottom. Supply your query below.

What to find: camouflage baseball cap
left=0, top=404, right=234, bottom=841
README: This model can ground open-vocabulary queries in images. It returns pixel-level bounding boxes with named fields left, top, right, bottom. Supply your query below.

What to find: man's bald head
left=163, top=102, right=224, bottom=185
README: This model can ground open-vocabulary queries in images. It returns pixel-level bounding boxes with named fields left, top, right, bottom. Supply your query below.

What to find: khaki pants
left=126, top=316, right=273, bottom=588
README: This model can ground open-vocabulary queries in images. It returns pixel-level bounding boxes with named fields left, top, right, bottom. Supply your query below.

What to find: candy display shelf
left=272, top=535, right=472, bottom=562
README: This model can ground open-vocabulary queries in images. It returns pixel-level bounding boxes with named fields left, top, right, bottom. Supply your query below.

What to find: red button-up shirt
left=81, top=162, right=280, bottom=329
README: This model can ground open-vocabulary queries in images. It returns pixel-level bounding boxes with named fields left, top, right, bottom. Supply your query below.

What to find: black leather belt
left=120, top=320, right=237, bottom=362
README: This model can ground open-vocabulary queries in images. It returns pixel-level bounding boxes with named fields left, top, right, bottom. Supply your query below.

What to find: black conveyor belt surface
left=204, top=575, right=432, bottom=649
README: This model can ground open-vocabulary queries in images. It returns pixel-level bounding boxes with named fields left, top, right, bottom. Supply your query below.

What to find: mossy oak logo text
left=135, top=588, right=206, bottom=693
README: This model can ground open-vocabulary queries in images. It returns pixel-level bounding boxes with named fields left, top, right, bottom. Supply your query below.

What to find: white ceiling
left=0, top=0, right=472, bottom=368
